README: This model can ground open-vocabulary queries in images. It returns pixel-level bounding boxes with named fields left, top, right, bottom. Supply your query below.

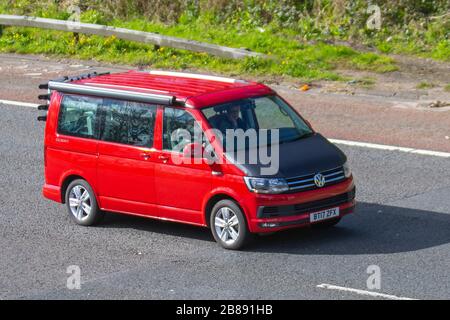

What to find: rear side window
left=58, top=95, right=101, bottom=139
left=101, top=99, right=157, bottom=147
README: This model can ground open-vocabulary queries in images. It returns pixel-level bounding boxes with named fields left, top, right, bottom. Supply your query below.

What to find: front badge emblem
left=314, top=173, right=326, bottom=188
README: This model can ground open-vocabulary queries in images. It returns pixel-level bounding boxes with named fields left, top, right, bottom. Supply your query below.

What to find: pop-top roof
left=48, top=70, right=273, bottom=108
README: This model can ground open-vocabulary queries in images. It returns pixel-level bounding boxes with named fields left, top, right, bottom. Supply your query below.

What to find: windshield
left=201, top=95, right=313, bottom=150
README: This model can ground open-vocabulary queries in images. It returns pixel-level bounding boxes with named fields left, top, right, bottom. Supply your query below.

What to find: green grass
left=349, top=53, right=398, bottom=73
left=0, top=10, right=399, bottom=82
left=368, top=20, right=450, bottom=62
left=376, top=38, right=450, bottom=62
left=445, top=84, right=450, bottom=92
left=416, top=82, right=436, bottom=89
left=0, top=0, right=448, bottom=83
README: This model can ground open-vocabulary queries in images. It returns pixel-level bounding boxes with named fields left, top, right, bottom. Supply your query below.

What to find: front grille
left=258, top=187, right=356, bottom=218
left=285, top=167, right=346, bottom=193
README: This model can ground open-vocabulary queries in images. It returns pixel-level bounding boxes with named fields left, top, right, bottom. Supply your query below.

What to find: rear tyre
left=312, top=217, right=341, bottom=229
left=65, top=179, right=104, bottom=226
left=210, top=200, right=253, bottom=250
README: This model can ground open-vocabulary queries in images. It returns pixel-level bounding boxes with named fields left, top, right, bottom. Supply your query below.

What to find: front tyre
left=210, top=200, right=252, bottom=250
left=65, top=179, right=104, bottom=226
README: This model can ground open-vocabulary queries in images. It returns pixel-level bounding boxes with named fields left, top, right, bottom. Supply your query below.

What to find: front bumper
left=246, top=178, right=356, bottom=233
left=254, top=200, right=355, bottom=231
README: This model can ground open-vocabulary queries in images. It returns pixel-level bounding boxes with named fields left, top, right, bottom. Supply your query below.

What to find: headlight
left=244, top=177, right=289, bottom=194
left=343, top=161, right=352, bottom=178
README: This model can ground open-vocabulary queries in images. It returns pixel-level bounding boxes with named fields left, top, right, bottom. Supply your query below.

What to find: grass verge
left=0, top=12, right=398, bottom=82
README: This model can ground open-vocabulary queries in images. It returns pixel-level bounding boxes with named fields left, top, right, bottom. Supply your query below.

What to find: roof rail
left=38, top=71, right=110, bottom=121
left=148, top=70, right=248, bottom=84
left=48, top=81, right=176, bottom=105
left=37, top=71, right=178, bottom=107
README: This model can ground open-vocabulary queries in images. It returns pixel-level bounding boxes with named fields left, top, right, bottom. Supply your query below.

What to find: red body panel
left=43, top=92, right=99, bottom=203
left=97, top=141, right=158, bottom=216
left=42, top=71, right=356, bottom=234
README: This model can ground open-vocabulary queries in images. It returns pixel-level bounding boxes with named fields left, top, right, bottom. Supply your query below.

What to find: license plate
left=310, top=207, right=340, bottom=223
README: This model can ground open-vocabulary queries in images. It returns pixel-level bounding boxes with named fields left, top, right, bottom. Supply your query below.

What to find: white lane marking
left=317, top=284, right=418, bottom=300
left=329, top=138, right=450, bottom=158
left=0, top=99, right=39, bottom=108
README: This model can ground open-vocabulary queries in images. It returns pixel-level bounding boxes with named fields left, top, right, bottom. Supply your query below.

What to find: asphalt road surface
left=0, top=103, right=449, bottom=300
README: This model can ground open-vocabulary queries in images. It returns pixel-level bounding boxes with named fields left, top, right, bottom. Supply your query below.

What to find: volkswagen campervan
left=40, top=71, right=355, bottom=249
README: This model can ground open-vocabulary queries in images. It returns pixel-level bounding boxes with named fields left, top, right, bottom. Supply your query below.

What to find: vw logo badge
left=314, top=174, right=326, bottom=187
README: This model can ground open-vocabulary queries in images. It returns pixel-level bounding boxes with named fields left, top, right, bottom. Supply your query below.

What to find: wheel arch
left=204, top=193, right=246, bottom=228
left=60, top=174, right=87, bottom=203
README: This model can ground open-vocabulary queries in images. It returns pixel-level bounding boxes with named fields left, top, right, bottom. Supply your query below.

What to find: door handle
left=140, top=152, right=151, bottom=160
left=158, top=155, right=169, bottom=163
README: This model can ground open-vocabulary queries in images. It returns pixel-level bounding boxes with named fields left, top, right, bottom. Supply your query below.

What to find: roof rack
left=37, top=71, right=110, bottom=122
left=48, top=81, right=176, bottom=105
left=148, top=70, right=248, bottom=84
left=37, top=71, right=179, bottom=121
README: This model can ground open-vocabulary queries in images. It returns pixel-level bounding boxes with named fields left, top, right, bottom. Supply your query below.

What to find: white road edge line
left=1, top=99, right=450, bottom=159
left=317, top=284, right=418, bottom=300
left=0, top=99, right=39, bottom=108
left=329, top=138, right=450, bottom=158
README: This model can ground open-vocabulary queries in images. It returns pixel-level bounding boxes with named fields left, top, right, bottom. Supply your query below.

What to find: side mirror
left=183, top=142, right=204, bottom=159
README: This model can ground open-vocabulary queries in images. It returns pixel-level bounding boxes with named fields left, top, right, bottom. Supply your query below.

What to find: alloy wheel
left=214, top=207, right=240, bottom=245
left=68, top=185, right=92, bottom=221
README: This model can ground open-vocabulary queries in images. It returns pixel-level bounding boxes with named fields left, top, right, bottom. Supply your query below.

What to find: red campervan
left=40, top=70, right=355, bottom=250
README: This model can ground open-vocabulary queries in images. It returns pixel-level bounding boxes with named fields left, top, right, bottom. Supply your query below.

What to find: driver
left=218, top=105, right=247, bottom=134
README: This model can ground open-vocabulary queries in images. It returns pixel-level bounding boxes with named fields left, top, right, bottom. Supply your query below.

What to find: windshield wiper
left=279, top=132, right=314, bottom=144
left=299, top=132, right=315, bottom=139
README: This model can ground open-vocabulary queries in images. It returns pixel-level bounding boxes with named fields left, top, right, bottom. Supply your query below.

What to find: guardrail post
left=73, top=32, right=79, bottom=44
left=0, top=24, right=3, bottom=37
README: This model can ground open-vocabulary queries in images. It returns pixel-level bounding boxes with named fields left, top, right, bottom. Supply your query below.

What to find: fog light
left=260, top=222, right=279, bottom=228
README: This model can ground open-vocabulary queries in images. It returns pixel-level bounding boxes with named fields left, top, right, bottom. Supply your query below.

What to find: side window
left=58, top=95, right=101, bottom=139
left=101, top=99, right=128, bottom=145
left=101, top=99, right=156, bottom=147
left=163, top=108, right=202, bottom=152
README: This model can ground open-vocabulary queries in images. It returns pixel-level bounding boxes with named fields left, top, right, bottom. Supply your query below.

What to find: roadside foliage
left=0, top=0, right=448, bottom=80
